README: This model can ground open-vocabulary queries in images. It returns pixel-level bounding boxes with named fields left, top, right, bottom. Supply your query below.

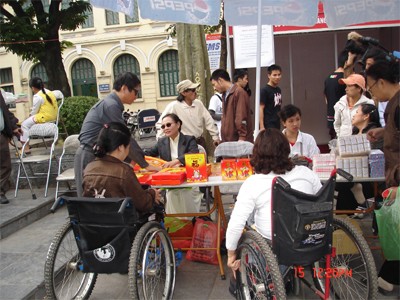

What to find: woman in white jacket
left=333, top=73, right=374, bottom=137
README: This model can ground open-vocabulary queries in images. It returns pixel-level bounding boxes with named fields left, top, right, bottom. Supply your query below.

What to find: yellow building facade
left=0, top=5, right=177, bottom=121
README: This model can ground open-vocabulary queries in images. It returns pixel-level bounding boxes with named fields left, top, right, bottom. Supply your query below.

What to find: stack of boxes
left=312, top=154, right=336, bottom=179
left=336, top=134, right=371, bottom=178
left=221, top=158, right=253, bottom=181
left=368, top=149, right=385, bottom=178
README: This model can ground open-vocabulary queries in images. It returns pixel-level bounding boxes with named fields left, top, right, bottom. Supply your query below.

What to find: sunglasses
left=161, top=122, right=174, bottom=129
left=132, top=88, right=140, bottom=95
left=185, top=88, right=197, bottom=93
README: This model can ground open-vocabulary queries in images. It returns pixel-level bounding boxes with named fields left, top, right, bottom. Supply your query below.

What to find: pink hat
left=339, top=74, right=366, bottom=91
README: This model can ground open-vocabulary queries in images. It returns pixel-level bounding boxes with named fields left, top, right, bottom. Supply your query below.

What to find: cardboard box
left=135, top=172, right=153, bottom=185
left=236, top=158, right=253, bottom=180
left=221, top=159, right=237, bottom=180
left=185, top=153, right=208, bottom=182
left=152, top=167, right=186, bottom=181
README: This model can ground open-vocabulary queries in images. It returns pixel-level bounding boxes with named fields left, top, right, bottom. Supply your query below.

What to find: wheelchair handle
left=336, top=168, right=353, bottom=182
left=118, top=197, right=132, bottom=214
left=276, top=177, right=291, bottom=190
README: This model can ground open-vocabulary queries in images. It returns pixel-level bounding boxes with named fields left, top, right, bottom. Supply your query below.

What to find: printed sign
left=233, top=25, right=275, bottom=68
left=206, top=34, right=221, bottom=72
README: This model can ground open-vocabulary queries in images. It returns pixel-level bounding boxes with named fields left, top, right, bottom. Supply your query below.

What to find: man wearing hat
left=333, top=73, right=375, bottom=137
left=156, top=79, right=220, bottom=149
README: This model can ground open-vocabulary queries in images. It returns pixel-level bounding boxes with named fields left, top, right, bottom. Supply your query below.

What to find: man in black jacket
left=0, top=92, right=22, bottom=204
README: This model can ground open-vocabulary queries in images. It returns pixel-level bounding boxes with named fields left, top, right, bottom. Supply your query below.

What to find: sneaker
left=353, top=206, right=365, bottom=219
left=378, top=277, right=394, bottom=292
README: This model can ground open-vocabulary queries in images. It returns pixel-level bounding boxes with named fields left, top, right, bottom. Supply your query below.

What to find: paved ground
left=0, top=137, right=399, bottom=299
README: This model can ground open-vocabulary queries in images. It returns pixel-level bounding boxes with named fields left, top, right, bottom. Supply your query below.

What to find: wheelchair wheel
left=44, top=222, right=97, bottom=299
left=313, top=216, right=378, bottom=300
left=236, top=230, right=287, bottom=300
left=128, top=222, right=175, bottom=300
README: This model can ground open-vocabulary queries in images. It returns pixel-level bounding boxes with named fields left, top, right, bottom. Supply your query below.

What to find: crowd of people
left=0, top=32, right=398, bottom=297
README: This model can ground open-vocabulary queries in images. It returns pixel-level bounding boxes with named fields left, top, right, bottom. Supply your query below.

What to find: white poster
left=233, top=25, right=275, bottom=68
left=206, top=34, right=221, bottom=72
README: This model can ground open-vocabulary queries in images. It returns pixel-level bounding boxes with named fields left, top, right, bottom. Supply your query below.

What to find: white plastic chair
left=55, top=134, right=80, bottom=200
left=15, top=92, right=64, bottom=198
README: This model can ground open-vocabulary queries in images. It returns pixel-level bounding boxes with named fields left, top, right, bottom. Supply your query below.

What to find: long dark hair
left=251, top=128, right=294, bottom=175
left=29, top=77, right=52, bottom=104
left=93, top=122, right=131, bottom=157
left=352, top=103, right=381, bottom=134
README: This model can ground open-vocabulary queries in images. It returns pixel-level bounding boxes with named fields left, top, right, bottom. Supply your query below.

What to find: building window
left=71, top=58, right=98, bottom=98
left=125, top=0, right=139, bottom=23
left=158, top=50, right=179, bottom=97
left=0, top=68, right=14, bottom=94
left=31, top=63, right=48, bottom=84
left=82, top=5, right=94, bottom=28
left=113, top=54, right=141, bottom=97
left=106, top=10, right=119, bottom=25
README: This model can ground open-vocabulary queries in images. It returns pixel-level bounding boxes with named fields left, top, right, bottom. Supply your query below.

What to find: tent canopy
left=90, top=0, right=399, bottom=137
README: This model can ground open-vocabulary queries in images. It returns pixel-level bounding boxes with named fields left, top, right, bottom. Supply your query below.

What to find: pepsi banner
left=225, top=0, right=319, bottom=26
left=138, top=0, right=220, bottom=25
left=323, top=0, right=400, bottom=28
left=90, top=0, right=136, bottom=18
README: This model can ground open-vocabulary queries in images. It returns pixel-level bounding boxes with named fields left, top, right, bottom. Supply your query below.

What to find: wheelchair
left=234, top=169, right=378, bottom=300
left=44, top=196, right=176, bottom=299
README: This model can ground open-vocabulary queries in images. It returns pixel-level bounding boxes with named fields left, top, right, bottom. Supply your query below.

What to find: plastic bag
left=375, top=187, right=400, bottom=261
left=186, top=218, right=224, bottom=265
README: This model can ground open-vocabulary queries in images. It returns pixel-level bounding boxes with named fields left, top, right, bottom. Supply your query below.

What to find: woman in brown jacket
left=82, top=122, right=161, bottom=214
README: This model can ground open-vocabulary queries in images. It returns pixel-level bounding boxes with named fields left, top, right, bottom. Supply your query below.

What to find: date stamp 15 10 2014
left=294, top=266, right=353, bottom=278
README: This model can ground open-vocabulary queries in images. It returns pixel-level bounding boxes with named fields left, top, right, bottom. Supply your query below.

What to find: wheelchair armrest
left=336, top=168, right=353, bottom=182
left=118, top=197, right=133, bottom=214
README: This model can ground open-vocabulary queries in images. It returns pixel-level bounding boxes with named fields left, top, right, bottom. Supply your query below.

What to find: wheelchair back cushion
left=64, top=197, right=141, bottom=274
left=272, top=177, right=335, bottom=266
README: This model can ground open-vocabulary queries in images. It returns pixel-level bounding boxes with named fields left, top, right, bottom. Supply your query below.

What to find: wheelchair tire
left=44, top=222, right=97, bottom=299
left=128, top=221, right=175, bottom=300
left=312, top=216, right=378, bottom=300
left=236, top=230, right=287, bottom=300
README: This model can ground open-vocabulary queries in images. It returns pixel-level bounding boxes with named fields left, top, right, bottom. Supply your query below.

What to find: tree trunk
left=39, top=35, right=71, bottom=97
left=176, top=23, right=216, bottom=157
left=219, top=19, right=227, bottom=71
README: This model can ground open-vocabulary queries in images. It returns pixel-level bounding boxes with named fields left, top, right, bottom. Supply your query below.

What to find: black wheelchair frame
left=44, top=196, right=176, bottom=299
left=234, top=169, right=378, bottom=300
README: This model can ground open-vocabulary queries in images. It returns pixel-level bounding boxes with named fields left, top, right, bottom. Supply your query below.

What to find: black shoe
left=0, top=194, right=9, bottom=204
left=229, top=275, right=237, bottom=298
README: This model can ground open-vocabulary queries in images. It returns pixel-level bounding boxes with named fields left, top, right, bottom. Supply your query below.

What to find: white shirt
left=225, top=166, right=322, bottom=251
left=169, top=133, right=180, bottom=161
left=208, top=93, right=223, bottom=139
left=282, top=129, right=320, bottom=159
left=333, top=94, right=374, bottom=137
left=156, top=99, right=219, bottom=141
left=378, top=101, right=388, bottom=127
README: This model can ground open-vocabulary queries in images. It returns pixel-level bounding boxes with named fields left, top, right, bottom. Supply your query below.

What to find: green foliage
left=59, top=96, right=99, bottom=135
left=0, top=1, right=91, bottom=60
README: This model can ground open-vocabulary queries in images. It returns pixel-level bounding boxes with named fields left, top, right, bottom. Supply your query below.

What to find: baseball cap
left=339, top=74, right=366, bottom=91
left=176, top=79, right=200, bottom=94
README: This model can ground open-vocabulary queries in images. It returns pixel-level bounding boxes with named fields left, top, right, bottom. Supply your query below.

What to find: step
left=0, top=203, right=68, bottom=299
left=0, top=188, right=56, bottom=240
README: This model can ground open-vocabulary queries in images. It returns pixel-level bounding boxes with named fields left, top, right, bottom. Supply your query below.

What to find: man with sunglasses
left=74, top=72, right=159, bottom=197
left=156, top=79, right=220, bottom=149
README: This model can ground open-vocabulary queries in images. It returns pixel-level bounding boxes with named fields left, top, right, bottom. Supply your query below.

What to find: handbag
left=375, top=186, right=400, bottom=261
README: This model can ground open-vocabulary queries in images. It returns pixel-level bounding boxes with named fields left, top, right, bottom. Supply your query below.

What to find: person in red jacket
left=210, top=69, right=253, bottom=143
